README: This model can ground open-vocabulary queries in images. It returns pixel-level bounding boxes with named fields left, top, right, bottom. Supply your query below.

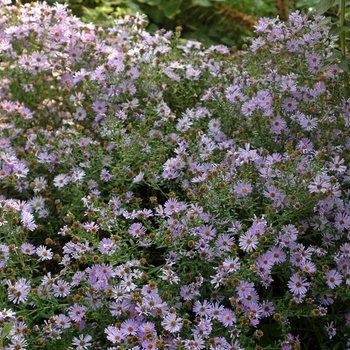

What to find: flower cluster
left=0, top=1, right=349, bottom=349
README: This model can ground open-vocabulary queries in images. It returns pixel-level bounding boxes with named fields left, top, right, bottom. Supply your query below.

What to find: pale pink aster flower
left=20, top=243, right=36, bottom=255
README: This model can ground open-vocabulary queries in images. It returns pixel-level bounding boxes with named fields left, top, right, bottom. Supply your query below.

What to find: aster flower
left=7, top=335, right=27, bottom=350
left=301, top=260, right=317, bottom=274
left=193, top=300, right=212, bottom=318
left=36, top=245, right=53, bottom=261
left=324, top=321, right=336, bottom=339
left=238, top=231, right=258, bottom=252
left=72, top=334, right=92, bottom=350
left=56, top=314, right=71, bottom=329
left=326, top=269, right=342, bottom=289
left=67, top=304, right=87, bottom=323
left=128, top=223, right=146, bottom=238
left=99, top=238, right=117, bottom=255
left=32, top=176, right=47, bottom=193
left=53, top=280, right=71, bottom=298
left=139, top=321, right=156, bottom=334
left=282, top=97, right=297, bottom=112
left=161, top=313, right=182, bottom=333
left=7, top=278, right=30, bottom=304
left=20, top=243, right=36, bottom=255
left=217, top=308, right=236, bottom=327
left=120, top=319, right=138, bottom=336
left=216, top=234, right=235, bottom=252
left=0, top=138, right=11, bottom=148
left=29, top=196, right=45, bottom=211
left=74, top=107, right=87, bottom=121
left=287, top=273, right=309, bottom=295
left=222, top=257, right=241, bottom=273
left=299, top=115, right=318, bottom=131
left=53, top=173, right=70, bottom=188
left=234, top=182, right=252, bottom=198
left=105, top=325, right=124, bottom=343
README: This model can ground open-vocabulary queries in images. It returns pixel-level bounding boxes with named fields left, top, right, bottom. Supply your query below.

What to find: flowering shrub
left=0, top=1, right=350, bottom=349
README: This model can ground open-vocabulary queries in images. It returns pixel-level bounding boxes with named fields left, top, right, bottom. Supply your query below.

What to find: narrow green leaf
left=1, top=323, right=14, bottom=338
left=315, top=0, right=336, bottom=15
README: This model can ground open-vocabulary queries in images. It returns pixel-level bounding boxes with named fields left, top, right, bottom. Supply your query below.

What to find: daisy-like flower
left=53, top=173, right=70, bottom=188
left=287, top=273, right=309, bottom=295
left=128, top=223, right=146, bottom=238
left=222, top=257, right=241, bottom=273
left=20, top=243, right=36, bottom=255
left=72, top=334, right=92, bottom=350
left=193, top=300, right=212, bottom=318
left=36, top=245, right=53, bottom=261
left=33, top=176, right=47, bottom=193
left=29, top=196, right=45, bottom=211
left=299, top=115, right=318, bottom=131
left=21, top=211, right=37, bottom=231
left=161, top=313, right=182, bottom=333
left=324, top=321, right=336, bottom=339
left=67, top=304, right=87, bottom=322
left=99, top=238, right=117, bottom=255
left=56, top=314, right=71, bottom=329
left=329, top=155, right=347, bottom=174
left=8, top=335, right=27, bottom=350
left=120, top=319, right=138, bottom=336
left=53, top=280, right=71, bottom=297
left=238, top=231, right=258, bottom=252
left=105, top=325, right=124, bottom=343
left=0, top=138, right=11, bottom=148
left=301, top=260, right=317, bottom=274
left=217, top=308, right=236, bottom=327
left=74, top=107, right=87, bottom=121
left=7, top=278, right=30, bottom=304
left=326, top=269, right=342, bottom=289
left=234, top=182, right=252, bottom=198
left=282, top=97, right=297, bottom=112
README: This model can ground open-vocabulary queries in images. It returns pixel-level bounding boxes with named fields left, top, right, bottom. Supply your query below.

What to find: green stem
left=339, top=0, right=349, bottom=89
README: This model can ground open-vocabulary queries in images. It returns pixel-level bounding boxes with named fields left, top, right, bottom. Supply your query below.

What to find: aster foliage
left=0, top=1, right=350, bottom=350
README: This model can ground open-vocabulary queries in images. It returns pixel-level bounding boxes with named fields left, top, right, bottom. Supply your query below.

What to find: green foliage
left=314, top=0, right=350, bottom=89
left=62, top=0, right=278, bottom=47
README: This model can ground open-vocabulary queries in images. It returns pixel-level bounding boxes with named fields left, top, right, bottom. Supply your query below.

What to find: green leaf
left=163, top=0, right=182, bottom=19
left=325, top=48, right=342, bottom=61
left=315, top=0, right=336, bottom=15
left=328, top=24, right=342, bottom=36
left=314, top=16, right=332, bottom=28
left=192, top=0, right=212, bottom=6
left=147, top=7, right=164, bottom=23
left=1, top=323, right=14, bottom=339
left=339, top=58, right=350, bottom=71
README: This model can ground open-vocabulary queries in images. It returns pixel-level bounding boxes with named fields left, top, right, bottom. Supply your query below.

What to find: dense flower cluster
left=0, top=1, right=349, bottom=349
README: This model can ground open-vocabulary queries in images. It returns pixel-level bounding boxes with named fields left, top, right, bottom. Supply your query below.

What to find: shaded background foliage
left=17, top=0, right=326, bottom=47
